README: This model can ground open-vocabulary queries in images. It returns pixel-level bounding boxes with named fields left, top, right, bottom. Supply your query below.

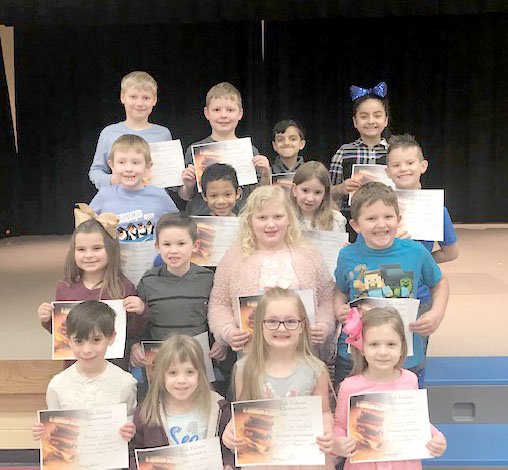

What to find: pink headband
left=344, top=307, right=363, bottom=352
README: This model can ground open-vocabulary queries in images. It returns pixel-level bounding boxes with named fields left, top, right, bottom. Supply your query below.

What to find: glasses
left=262, top=319, right=302, bottom=330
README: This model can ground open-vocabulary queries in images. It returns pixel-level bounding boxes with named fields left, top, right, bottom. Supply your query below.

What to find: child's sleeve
left=440, top=207, right=458, bottom=247
left=333, top=379, right=350, bottom=438
left=313, top=251, right=336, bottom=336
left=89, top=189, right=104, bottom=214
left=420, top=247, right=443, bottom=288
left=125, top=278, right=150, bottom=338
left=217, top=400, right=235, bottom=468
left=161, top=189, right=179, bottom=214
left=125, top=376, right=138, bottom=418
left=88, top=131, right=112, bottom=190
left=329, top=147, right=345, bottom=186
left=45, top=379, right=61, bottom=409
left=334, top=251, right=350, bottom=297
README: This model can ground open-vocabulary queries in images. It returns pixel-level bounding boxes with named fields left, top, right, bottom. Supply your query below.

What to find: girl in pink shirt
left=333, top=307, right=446, bottom=469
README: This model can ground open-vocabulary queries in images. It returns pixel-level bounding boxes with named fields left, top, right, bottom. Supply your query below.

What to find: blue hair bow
left=349, top=82, right=388, bottom=101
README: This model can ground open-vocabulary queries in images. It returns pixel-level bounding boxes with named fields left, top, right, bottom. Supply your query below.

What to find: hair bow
left=73, top=203, right=119, bottom=239
left=343, top=307, right=363, bottom=352
left=349, top=81, right=387, bottom=101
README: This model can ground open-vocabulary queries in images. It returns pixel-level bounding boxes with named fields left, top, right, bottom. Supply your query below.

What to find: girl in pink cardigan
left=208, top=185, right=336, bottom=360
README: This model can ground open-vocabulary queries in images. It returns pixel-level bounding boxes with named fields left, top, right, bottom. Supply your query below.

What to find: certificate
left=271, top=172, right=295, bottom=193
left=135, top=437, right=223, bottom=470
left=350, top=297, right=419, bottom=356
left=190, top=216, right=240, bottom=266
left=396, top=189, right=444, bottom=241
left=232, top=396, right=325, bottom=467
left=304, top=229, right=349, bottom=278
left=349, top=164, right=395, bottom=204
left=192, top=138, right=257, bottom=192
left=348, top=390, right=433, bottom=463
left=39, top=404, right=128, bottom=470
left=120, top=239, right=157, bottom=285
left=148, top=140, right=185, bottom=188
left=141, top=332, right=215, bottom=384
left=237, top=289, right=315, bottom=350
left=52, top=300, right=126, bottom=360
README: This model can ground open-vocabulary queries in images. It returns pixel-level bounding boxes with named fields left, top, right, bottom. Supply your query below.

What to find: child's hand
left=310, top=323, right=327, bottom=345
left=343, top=177, right=362, bottom=193
left=316, top=430, right=334, bottom=454
left=426, top=433, right=447, bottom=456
left=209, top=341, right=228, bottom=361
left=252, top=155, right=271, bottom=184
left=32, top=422, right=46, bottom=440
left=130, top=342, right=146, bottom=367
left=222, top=419, right=243, bottom=450
left=226, top=327, right=251, bottom=351
left=110, top=172, right=122, bottom=185
left=396, top=223, right=411, bottom=239
left=119, top=422, right=136, bottom=442
left=37, top=302, right=53, bottom=323
left=333, top=436, right=356, bottom=457
left=334, top=304, right=350, bottom=323
left=409, top=309, right=444, bottom=336
left=182, top=164, right=197, bottom=188
left=123, top=296, right=145, bottom=315
left=224, top=466, right=234, bottom=470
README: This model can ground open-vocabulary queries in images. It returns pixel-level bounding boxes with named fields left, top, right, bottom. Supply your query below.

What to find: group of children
left=33, top=72, right=459, bottom=469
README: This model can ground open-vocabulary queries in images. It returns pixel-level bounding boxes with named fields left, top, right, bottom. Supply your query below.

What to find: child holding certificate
left=36, top=205, right=148, bottom=370
left=33, top=301, right=137, bottom=440
left=291, top=161, right=347, bottom=232
left=129, top=335, right=234, bottom=469
left=222, top=287, right=335, bottom=470
left=332, top=307, right=446, bottom=468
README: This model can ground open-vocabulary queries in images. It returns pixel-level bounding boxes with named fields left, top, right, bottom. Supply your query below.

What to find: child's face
left=69, top=329, right=115, bottom=372
left=203, top=179, right=241, bottom=217
left=362, top=324, right=402, bottom=377
left=292, top=177, right=325, bottom=217
left=108, top=148, right=149, bottom=190
left=120, top=86, right=157, bottom=123
left=74, top=232, right=108, bottom=277
left=204, top=97, right=243, bottom=136
left=164, top=360, right=199, bottom=405
left=386, top=147, right=428, bottom=190
left=272, top=126, right=306, bottom=160
left=251, top=201, right=290, bottom=251
left=262, top=298, right=303, bottom=351
left=350, top=200, right=400, bottom=250
left=353, top=98, right=388, bottom=142
left=156, top=226, right=198, bottom=276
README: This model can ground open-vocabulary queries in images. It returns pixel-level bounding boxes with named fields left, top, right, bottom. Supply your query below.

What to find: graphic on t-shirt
left=350, top=264, right=414, bottom=299
left=168, top=421, right=200, bottom=445
left=116, top=211, right=155, bottom=242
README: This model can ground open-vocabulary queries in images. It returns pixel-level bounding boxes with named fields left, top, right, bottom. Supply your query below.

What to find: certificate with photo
left=141, top=332, right=215, bottom=384
left=396, top=189, right=444, bottom=241
left=39, top=404, right=128, bottom=470
left=348, top=164, right=395, bottom=204
left=192, top=138, right=257, bottom=192
left=305, top=229, right=349, bottom=278
left=135, top=437, right=223, bottom=470
left=148, top=140, right=185, bottom=188
left=349, top=297, right=419, bottom=356
left=232, top=396, right=325, bottom=467
left=190, top=216, right=240, bottom=267
left=52, top=300, right=126, bottom=360
left=348, top=390, right=433, bottom=463
left=271, top=172, right=295, bottom=193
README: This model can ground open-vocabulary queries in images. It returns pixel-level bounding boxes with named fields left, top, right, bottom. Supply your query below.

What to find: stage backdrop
left=3, top=12, right=508, bottom=234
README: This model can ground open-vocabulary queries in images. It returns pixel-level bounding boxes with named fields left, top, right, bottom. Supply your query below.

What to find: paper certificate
left=349, top=164, right=395, bottom=204
left=348, top=390, right=433, bottom=463
left=135, top=437, right=223, bottom=470
left=305, top=229, right=349, bottom=278
left=148, top=140, right=185, bottom=188
left=39, top=404, right=128, bottom=470
left=52, top=300, right=126, bottom=360
left=192, top=138, right=257, bottom=192
left=396, top=189, right=444, bottom=241
left=120, top=239, right=157, bottom=286
left=237, top=289, right=315, bottom=350
left=190, top=216, right=240, bottom=266
left=141, top=332, right=215, bottom=384
left=349, top=297, right=419, bottom=356
left=232, top=396, right=325, bottom=467
left=271, top=172, right=295, bottom=193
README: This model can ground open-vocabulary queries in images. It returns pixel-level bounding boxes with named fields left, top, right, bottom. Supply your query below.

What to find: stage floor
left=0, top=224, right=507, bottom=359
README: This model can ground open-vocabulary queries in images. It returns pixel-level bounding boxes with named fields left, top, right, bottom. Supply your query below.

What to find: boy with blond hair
left=89, top=71, right=172, bottom=189
left=177, top=82, right=271, bottom=215
left=334, top=182, right=449, bottom=386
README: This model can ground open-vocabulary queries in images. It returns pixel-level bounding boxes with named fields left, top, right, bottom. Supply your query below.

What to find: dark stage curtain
left=262, top=14, right=508, bottom=223
left=0, top=35, right=17, bottom=237
left=14, top=21, right=263, bottom=234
